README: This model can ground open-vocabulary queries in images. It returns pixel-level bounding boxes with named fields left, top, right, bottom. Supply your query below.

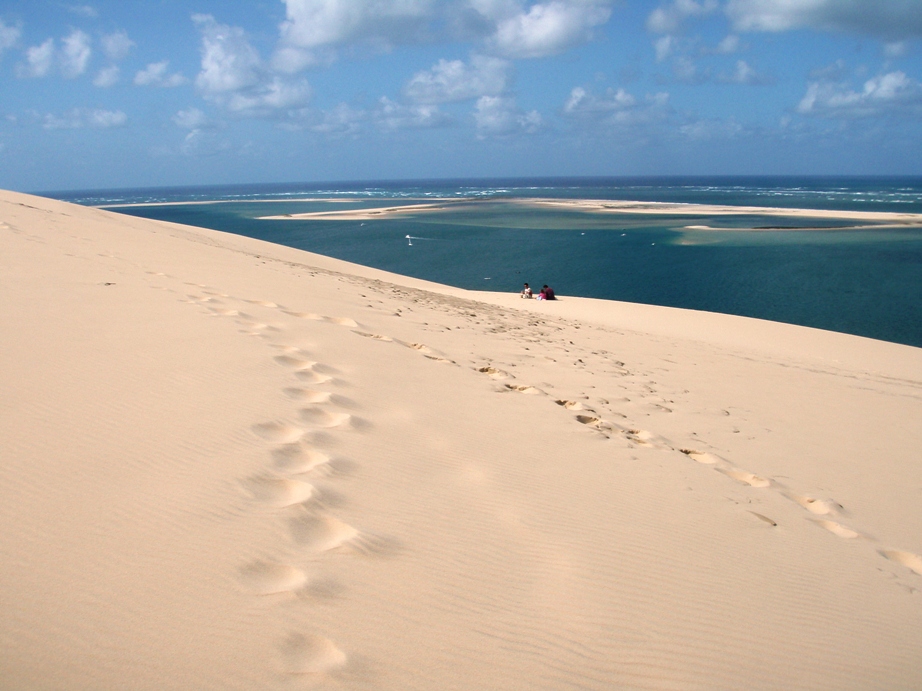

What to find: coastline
left=2, top=189, right=921, bottom=689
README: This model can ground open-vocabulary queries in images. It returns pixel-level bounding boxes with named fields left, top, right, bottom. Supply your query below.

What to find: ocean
left=48, top=177, right=922, bottom=348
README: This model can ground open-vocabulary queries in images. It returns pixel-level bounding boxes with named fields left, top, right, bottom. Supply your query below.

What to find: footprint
left=279, top=633, right=347, bottom=675
left=284, top=387, right=332, bottom=404
left=354, top=331, right=392, bottom=341
left=555, top=399, right=585, bottom=411
left=290, top=511, right=360, bottom=552
left=397, top=341, right=432, bottom=354
left=244, top=299, right=278, bottom=307
left=299, top=408, right=352, bottom=429
left=272, top=443, right=332, bottom=474
left=478, top=366, right=510, bottom=380
left=295, top=370, right=333, bottom=385
left=717, top=468, right=772, bottom=488
left=505, top=384, right=544, bottom=395
left=239, top=323, right=270, bottom=334
left=272, top=345, right=304, bottom=353
left=274, top=354, right=317, bottom=370
left=575, top=415, right=613, bottom=433
left=624, top=429, right=658, bottom=447
left=240, top=474, right=316, bottom=507
left=326, top=316, right=358, bottom=328
left=424, top=355, right=455, bottom=364
left=680, top=449, right=720, bottom=465
left=237, top=561, right=308, bottom=595
left=813, top=519, right=861, bottom=539
left=251, top=422, right=305, bottom=443
left=786, top=493, right=843, bottom=516
left=282, top=310, right=323, bottom=320
left=879, top=550, right=922, bottom=576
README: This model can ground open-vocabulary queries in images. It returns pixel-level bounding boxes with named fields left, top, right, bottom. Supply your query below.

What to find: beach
left=2, top=188, right=921, bottom=689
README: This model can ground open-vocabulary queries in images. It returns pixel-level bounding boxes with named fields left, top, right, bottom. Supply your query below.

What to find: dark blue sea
left=48, top=177, right=922, bottom=348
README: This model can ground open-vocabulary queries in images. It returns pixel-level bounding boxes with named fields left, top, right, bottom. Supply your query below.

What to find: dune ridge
left=1, top=189, right=921, bottom=690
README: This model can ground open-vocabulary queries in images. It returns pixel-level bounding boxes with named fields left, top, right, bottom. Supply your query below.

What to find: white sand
left=2, top=189, right=921, bottom=690
left=259, top=196, right=922, bottom=227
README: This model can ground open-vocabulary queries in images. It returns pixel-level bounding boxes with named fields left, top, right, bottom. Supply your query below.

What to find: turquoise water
left=49, top=177, right=922, bottom=348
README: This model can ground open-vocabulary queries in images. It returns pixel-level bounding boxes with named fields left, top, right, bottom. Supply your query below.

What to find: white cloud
left=797, top=70, right=922, bottom=118
left=726, top=0, right=922, bottom=40
left=310, top=102, right=366, bottom=135
left=135, top=61, right=187, bottom=87
left=671, top=55, right=708, bottom=83
left=485, top=1, right=613, bottom=58
left=376, top=97, right=450, bottom=129
left=17, top=38, right=55, bottom=78
left=0, top=19, right=21, bottom=54
left=225, top=76, right=311, bottom=115
left=173, top=107, right=210, bottom=130
left=679, top=116, right=744, bottom=140
left=565, top=85, right=635, bottom=112
left=271, top=45, right=316, bottom=74
left=809, top=59, right=847, bottom=81
left=173, top=128, right=232, bottom=156
left=278, top=0, right=435, bottom=51
left=716, top=34, right=740, bottom=53
left=718, top=59, right=773, bottom=85
left=474, top=95, right=542, bottom=136
left=15, top=29, right=93, bottom=79
left=60, top=29, right=91, bottom=78
left=404, top=55, right=510, bottom=104
left=101, top=30, right=134, bottom=61
left=194, top=14, right=262, bottom=94
left=67, top=5, right=98, bottom=18
left=93, top=65, right=119, bottom=87
left=88, top=109, right=127, bottom=128
left=884, top=41, right=907, bottom=58
left=654, top=35, right=673, bottom=62
left=564, top=85, right=670, bottom=126
left=193, top=15, right=313, bottom=119
left=270, top=1, right=612, bottom=70
left=647, top=0, right=718, bottom=34
left=41, top=110, right=82, bottom=129
left=40, top=108, right=126, bottom=129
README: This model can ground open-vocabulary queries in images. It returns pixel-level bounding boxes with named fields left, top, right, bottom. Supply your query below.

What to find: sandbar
left=257, top=196, right=922, bottom=229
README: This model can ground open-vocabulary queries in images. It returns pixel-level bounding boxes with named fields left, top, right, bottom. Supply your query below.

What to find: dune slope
left=2, top=190, right=921, bottom=690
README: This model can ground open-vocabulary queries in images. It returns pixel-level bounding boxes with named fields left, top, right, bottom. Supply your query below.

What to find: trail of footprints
left=147, top=274, right=398, bottom=679
left=245, top=347, right=361, bottom=675
left=558, top=383, right=920, bottom=582
left=344, top=318, right=922, bottom=587
left=148, top=268, right=919, bottom=667
left=547, top=378, right=921, bottom=583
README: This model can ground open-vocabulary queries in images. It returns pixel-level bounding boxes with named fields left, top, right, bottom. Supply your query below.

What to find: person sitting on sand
left=521, top=283, right=533, bottom=298
left=539, top=285, right=556, bottom=300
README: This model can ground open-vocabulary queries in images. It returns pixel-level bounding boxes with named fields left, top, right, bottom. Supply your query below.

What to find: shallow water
left=50, top=177, right=922, bottom=347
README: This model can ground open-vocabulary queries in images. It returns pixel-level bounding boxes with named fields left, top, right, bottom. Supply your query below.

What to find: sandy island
left=257, top=196, right=922, bottom=229
left=2, top=189, right=921, bottom=689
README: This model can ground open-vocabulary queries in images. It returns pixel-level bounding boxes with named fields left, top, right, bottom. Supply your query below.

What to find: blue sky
left=1, top=0, right=921, bottom=192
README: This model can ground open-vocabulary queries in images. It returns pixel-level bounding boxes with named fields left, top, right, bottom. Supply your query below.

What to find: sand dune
left=2, top=189, right=921, bottom=690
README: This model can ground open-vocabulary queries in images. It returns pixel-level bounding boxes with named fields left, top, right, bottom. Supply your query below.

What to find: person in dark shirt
left=541, top=285, right=556, bottom=300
